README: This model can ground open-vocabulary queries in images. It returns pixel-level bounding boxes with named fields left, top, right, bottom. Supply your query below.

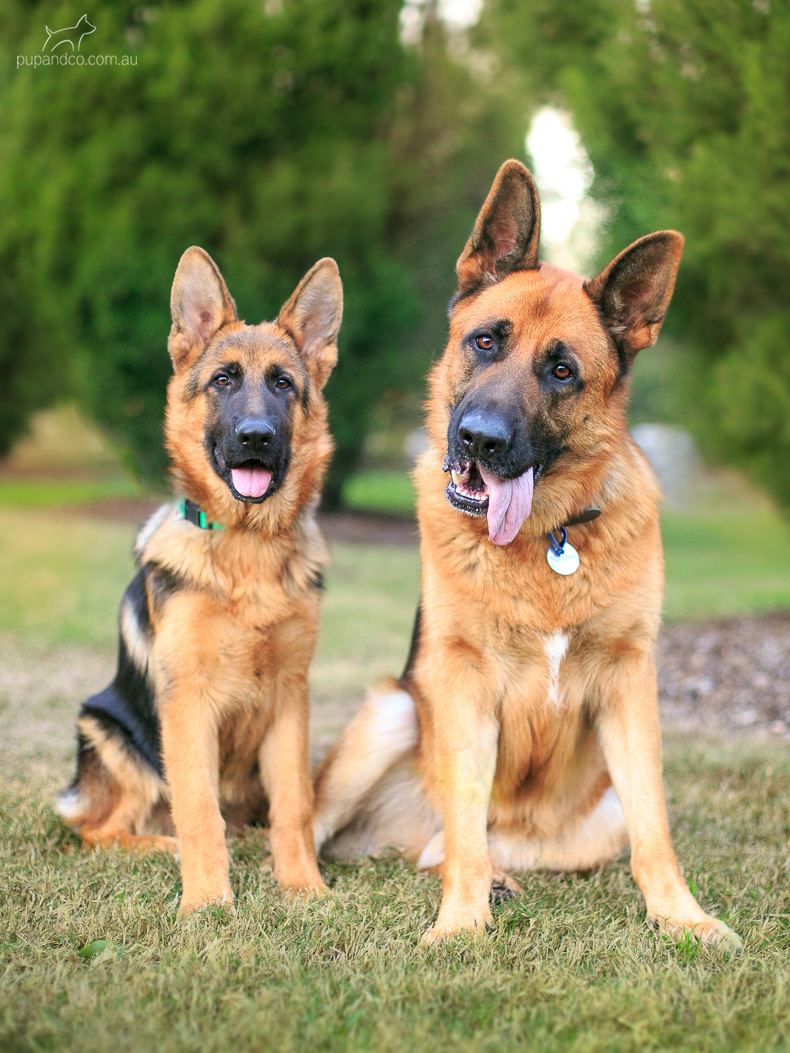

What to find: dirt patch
left=60, top=495, right=163, bottom=523
left=318, top=511, right=417, bottom=546
left=658, top=611, right=790, bottom=738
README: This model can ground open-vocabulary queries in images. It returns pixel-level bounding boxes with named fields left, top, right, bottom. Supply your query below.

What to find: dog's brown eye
left=552, top=364, right=572, bottom=380
left=214, top=374, right=230, bottom=387
left=275, top=376, right=292, bottom=390
left=474, top=334, right=494, bottom=352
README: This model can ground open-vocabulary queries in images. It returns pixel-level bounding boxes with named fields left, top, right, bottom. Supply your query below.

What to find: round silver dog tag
left=547, top=541, right=580, bottom=575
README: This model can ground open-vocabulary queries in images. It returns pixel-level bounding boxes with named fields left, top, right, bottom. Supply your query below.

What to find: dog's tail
left=42, top=26, right=53, bottom=48
left=55, top=784, right=88, bottom=826
left=313, top=678, right=421, bottom=854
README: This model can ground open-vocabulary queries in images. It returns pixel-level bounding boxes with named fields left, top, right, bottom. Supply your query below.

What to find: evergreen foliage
left=0, top=1, right=519, bottom=502
left=485, top=0, right=790, bottom=508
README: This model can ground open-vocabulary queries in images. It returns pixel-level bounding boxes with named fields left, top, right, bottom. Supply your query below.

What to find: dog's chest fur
left=411, top=450, right=664, bottom=818
left=138, top=505, right=325, bottom=716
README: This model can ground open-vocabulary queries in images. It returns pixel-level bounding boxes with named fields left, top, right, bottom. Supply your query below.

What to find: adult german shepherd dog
left=58, top=247, right=342, bottom=912
left=314, top=161, right=741, bottom=949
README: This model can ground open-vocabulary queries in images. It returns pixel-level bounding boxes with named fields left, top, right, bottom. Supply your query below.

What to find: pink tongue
left=478, top=466, right=534, bottom=546
left=231, top=466, right=272, bottom=498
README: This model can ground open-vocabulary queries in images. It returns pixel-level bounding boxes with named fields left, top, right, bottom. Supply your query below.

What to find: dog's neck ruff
left=179, top=498, right=224, bottom=531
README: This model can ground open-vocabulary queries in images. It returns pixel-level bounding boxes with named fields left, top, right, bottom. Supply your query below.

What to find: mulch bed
left=658, top=612, right=790, bottom=738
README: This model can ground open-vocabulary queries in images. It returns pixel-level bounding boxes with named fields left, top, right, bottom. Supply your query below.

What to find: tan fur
left=315, top=161, right=741, bottom=949
left=63, top=248, right=342, bottom=912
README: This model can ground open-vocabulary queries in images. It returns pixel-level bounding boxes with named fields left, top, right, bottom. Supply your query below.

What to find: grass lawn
left=661, top=503, right=790, bottom=621
left=0, top=474, right=142, bottom=509
left=2, top=735, right=789, bottom=1053
left=343, top=468, right=417, bottom=515
left=1, top=489, right=789, bottom=1051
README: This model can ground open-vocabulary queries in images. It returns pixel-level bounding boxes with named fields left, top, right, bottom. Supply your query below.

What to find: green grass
left=0, top=509, right=138, bottom=649
left=0, top=474, right=141, bottom=508
left=662, top=504, right=790, bottom=620
left=343, top=469, right=416, bottom=514
left=1, top=731, right=788, bottom=1052
left=1, top=494, right=790, bottom=1051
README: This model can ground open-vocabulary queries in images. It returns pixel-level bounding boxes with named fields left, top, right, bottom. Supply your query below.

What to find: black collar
left=179, top=498, right=224, bottom=531
left=548, top=506, right=601, bottom=557
left=563, top=506, right=601, bottom=528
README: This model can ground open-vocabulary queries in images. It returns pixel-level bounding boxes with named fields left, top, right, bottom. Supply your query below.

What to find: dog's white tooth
left=451, top=470, right=463, bottom=486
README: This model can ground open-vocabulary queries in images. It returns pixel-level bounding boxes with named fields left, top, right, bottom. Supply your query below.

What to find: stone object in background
left=632, top=423, right=701, bottom=509
left=405, top=427, right=430, bottom=463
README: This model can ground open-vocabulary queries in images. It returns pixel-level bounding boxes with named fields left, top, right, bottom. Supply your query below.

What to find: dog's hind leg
left=79, top=817, right=178, bottom=855
left=414, top=787, right=627, bottom=884
left=486, top=786, right=629, bottom=874
left=57, top=715, right=172, bottom=853
left=61, top=779, right=177, bottom=855
left=313, top=679, right=420, bottom=854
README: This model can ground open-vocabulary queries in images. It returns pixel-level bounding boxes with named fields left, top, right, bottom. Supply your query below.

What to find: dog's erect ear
left=456, top=160, right=541, bottom=296
left=168, top=247, right=237, bottom=371
left=277, top=258, right=343, bottom=389
left=584, top=231, right=684, bottom=357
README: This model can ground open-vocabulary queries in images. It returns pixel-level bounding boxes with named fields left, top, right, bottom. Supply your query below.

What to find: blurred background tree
left=482, top=0, right=790, bottom=509
left=2, top=0, right=789, bottom=510
left=0, top=0, right=521, bottom=505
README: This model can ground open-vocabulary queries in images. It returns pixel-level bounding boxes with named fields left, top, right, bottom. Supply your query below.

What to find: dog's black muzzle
left=446, top=397, right=532, bottom=480
left=210, top=413, right=291, bottom=504
left=235, top=415, right=277, bottom=454
left=444, top=395, right=548, bottom=516
left=457, top=407, right=513, bottom=464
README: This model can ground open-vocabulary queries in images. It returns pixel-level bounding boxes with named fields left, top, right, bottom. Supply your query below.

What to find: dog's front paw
left=275, top=860, right=330, bottom=901
left=283, top=880, right=330, bottom=902
left=178, top=885, right=234, bottom=916
left=490, top=869, right=523, bottom=906
left=421, top=906, right=494, bottom=945
left=648, top=912, right=743, bottom=951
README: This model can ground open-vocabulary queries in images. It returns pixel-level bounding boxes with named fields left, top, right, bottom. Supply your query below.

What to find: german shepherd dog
left=314, top=161, right=742, bottom=949
left=57, top=247, right=342, bottom=912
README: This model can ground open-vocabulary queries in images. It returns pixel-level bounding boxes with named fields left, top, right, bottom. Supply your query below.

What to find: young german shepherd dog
left=58, top=247, right=342, bottom=912
left=314, top=161, right=742, bottom=949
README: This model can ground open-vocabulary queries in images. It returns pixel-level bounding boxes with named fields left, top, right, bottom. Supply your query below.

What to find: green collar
left=179, top=498, right=224, bottom=531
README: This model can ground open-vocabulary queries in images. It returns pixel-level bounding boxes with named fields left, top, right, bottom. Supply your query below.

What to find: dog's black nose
left=235, top=417, right=276, bottom=449
left=457, top=410, right=512, bottom=459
